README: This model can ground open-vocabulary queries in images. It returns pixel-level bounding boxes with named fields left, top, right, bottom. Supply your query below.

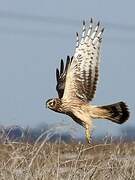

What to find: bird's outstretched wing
left=56, top=56, right=71, bottom=98
left=62, top=19, right=104, bottom=102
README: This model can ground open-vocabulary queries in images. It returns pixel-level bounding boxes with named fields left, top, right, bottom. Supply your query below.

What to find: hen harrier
left=46, top=19, right=129, bottom=143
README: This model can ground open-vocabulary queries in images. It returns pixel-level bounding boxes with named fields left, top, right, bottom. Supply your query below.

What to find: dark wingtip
left=90, top=18, right=93, bottom=23
left=83, top=20, right=85, bottom=26
left=67, top=55, right=70, bottom=61
left=60, top=59, right=64, bottom=74
left=56, top=68, right=59, bottom=82
left=71, top=56, right=73, bottom=63
left=76, top=32, right=79, bottom=37
left=65, top=55, right=70, bottom=71
left=97, top=21, right=100, bottom=26
left=101, top=28, right=104, bottom=33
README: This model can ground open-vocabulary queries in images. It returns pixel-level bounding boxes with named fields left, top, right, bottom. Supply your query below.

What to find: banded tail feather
left=97, top=101, right=129, bottom=124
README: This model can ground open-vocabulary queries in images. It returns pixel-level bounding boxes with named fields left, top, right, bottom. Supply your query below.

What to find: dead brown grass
left=0, top=138, right=135, bottom=180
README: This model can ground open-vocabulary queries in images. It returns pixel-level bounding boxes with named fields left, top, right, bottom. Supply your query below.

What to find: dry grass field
left=0, top=135, right=135, bottom=180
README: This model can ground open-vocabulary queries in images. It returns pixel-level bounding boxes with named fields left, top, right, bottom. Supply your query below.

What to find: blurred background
left=0, top=0, right=134, bottom=140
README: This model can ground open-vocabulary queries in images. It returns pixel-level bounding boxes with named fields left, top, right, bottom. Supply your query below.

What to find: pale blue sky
left=0, top=0, right=134, bottom=137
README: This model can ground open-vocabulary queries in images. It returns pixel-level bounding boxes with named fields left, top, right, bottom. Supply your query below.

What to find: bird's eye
left=49, top=100, right=56, bottom=107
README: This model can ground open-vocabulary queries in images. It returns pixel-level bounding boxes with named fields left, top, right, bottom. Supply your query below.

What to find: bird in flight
left=46, top=19, right=129, bottom=143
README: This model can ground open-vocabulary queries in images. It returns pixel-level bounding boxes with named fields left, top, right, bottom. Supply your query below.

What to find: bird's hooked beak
left=46, top=102, right=47, bottom=108
left=45, top=99, right=52, bottom=108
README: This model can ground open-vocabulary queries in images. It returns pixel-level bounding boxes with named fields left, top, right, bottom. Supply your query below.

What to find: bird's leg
left=85, top=124, right=91, bottom=144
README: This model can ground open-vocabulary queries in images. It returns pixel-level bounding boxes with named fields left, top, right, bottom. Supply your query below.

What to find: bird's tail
left=92, top=101, right=129, bottom=124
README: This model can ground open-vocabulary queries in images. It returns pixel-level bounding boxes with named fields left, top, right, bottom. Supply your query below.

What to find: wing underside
left=62, top=19, right=104, bottom=102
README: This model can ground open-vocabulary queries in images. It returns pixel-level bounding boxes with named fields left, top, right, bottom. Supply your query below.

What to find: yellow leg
left=85, top=125, right=91, bottom=144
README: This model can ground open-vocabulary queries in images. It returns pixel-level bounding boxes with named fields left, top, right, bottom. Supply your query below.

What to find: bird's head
left=46, top=98, right=62, bottom=112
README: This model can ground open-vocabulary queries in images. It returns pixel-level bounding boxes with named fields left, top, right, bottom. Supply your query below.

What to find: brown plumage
left=46, top=19, right=130, bottom=143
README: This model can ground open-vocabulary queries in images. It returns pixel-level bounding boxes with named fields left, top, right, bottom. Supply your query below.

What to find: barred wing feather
left=63, top=19, right=104, bottom=102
